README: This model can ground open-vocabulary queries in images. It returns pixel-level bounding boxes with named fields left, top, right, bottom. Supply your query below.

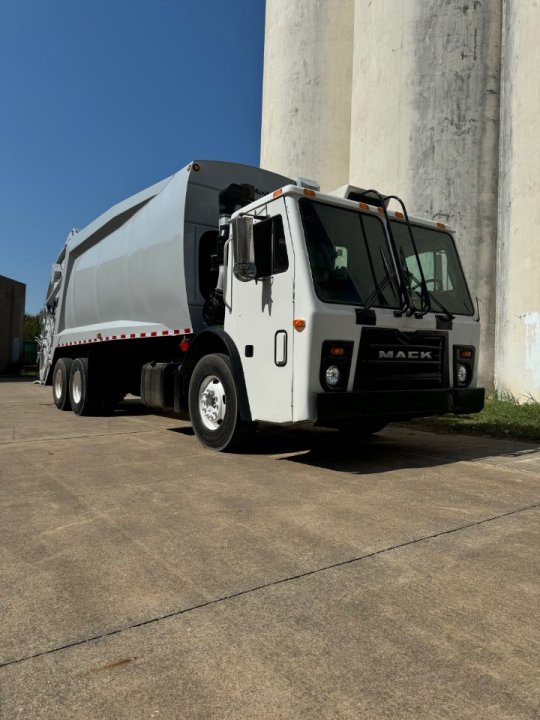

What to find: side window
left=253, top=215, right=289, bottom=277
left=272, top=216, right=289, bottom=274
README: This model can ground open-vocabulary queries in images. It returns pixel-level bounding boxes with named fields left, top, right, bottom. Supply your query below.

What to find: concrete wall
left=261, top=0, right=540, bottom=399
left=350, top=0, right=502, bottom=388
left=0, top=275, right=26, bottom=372
left=496, top=0, right=540, bottom=399
left=260, top=0, right=355, bottom=191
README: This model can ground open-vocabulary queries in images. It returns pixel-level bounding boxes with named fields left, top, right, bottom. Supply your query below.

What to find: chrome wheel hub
left=199, top=375, right=226, bottom=431
left=53, top=368, right=63, bottom=399
left=72, top=369, right=82, bottom=405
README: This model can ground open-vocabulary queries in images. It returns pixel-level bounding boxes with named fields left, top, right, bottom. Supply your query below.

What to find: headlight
left=453, top=346, right=475, bottom=387
left=456, top=363, right=469, bottom=385
left=320, top=341, right=354, bottom=391
left=325, top=365, right=341, bottom=388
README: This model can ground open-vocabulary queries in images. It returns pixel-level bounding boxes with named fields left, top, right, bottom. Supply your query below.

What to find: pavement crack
left=2, top=500, right=539, bottom=670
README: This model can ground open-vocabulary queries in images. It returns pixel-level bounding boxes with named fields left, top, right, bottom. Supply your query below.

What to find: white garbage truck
left=39, top=159, right=484, bottom=450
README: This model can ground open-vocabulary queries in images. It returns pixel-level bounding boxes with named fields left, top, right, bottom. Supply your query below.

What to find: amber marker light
left=293, top=319, right=306, bottom=332
left=329, top=346, right=346, bottom=356
left=437, top=222, right=446, bottom=229
left=377, top=207, right=385, bottom=214
left=359, top=202, right=369, bottom=210
left=459, top=349, right=473, bottom=359
left=395, top=211, right=404, bottom=219
left=273, top=188, right=283, bottom=197
left=303, top=188, right=316, bottom=197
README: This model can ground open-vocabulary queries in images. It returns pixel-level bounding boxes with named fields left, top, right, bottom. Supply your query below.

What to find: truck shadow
left=243, top=425, right=540, bottom=475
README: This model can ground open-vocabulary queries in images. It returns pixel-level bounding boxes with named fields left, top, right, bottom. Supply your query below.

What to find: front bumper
left=316, top=387, right=485, bottom=425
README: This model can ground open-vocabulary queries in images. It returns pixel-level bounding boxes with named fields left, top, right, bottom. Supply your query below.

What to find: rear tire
left=188, top=353, right=255, bottom=451
left=69, top=357, right=97, bottom=416
left=52, top=358, right=73, bottom=410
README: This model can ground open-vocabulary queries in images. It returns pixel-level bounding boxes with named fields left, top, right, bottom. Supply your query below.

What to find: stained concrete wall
left=0, top=275, right=26, bottom=372
left=261, top=0, right=540, bottom=399
left=496, top=0, right=540, bottom=399
left=349, top=0, right=502, bottom=388
left=260, top=0, right=355, bottom=191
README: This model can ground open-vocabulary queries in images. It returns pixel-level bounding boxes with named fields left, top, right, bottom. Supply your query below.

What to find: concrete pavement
left=1, top=378, right=539, bottom=718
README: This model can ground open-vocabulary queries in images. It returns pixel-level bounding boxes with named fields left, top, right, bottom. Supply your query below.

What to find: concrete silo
left=260, top=0, right=355, bottom=191
left=496, top=0, right=540, bottom=398
left=261, top=0, right=540, bottom=399
left=348, top=0, right=502, bottom=388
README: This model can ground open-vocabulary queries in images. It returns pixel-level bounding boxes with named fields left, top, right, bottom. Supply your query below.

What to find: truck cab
left=194, top=182, right=483, bottom=448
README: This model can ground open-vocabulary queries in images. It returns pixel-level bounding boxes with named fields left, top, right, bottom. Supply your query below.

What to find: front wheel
left=188, top=353, right=255, bottom=451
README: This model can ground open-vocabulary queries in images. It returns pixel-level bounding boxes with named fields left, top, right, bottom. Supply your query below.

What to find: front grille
left=353, top=328, right=448, bottom=391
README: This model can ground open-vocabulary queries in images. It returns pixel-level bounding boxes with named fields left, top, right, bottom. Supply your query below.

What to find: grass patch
left=405, top=395, right=540, bottom=443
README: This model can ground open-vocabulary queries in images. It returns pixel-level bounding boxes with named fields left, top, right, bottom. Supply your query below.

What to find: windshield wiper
left=362, top=248, right=400, bottom=312
left=406, top=266, right=455, bottom=321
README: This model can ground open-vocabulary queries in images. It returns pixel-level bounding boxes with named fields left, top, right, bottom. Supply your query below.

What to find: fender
left=181, top=328, right=252, bottom=422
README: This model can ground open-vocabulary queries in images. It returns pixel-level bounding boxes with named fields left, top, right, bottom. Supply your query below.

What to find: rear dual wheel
left=69, top=357, right=96, bottom=416
left=52, top=358, right=73, bottom=410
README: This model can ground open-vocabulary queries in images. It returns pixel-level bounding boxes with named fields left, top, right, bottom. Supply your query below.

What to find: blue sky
left=0, top=0, right=266, bottom=313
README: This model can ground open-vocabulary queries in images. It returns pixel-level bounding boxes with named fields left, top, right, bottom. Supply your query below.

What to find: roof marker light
left=273, top=188, right=283, bottom=197
left=395, top=211, right=404, bottom=219
left=359, top=202, right=369, bottom=210
left=304, top=188, right=316, bottom=197
left=437, top=222, right=446, bottom=229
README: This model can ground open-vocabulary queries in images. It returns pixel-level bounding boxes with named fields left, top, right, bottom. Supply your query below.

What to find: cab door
left=224, top=198, right=294, bottom=423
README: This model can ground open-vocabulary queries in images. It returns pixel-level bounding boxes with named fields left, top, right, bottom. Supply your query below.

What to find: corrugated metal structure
left=0, top=275, right=26, bottom=373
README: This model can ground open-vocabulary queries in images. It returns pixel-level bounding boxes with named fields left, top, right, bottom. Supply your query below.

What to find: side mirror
left=232, top=216, right=256, bottom=282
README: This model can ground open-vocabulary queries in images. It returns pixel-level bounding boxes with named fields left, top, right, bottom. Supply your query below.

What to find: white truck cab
left=40, top=161, right=484, bottom=451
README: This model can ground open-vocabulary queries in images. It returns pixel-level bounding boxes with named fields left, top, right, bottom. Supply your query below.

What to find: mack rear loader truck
left=39, top=160, right=484, bottom=451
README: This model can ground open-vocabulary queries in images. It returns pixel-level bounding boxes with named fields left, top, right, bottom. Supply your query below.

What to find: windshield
left=390, top=221, right=474, bottom=316
left=299, top=199, right=400, bottom=309
left=299, top=199, right=474, bottom=316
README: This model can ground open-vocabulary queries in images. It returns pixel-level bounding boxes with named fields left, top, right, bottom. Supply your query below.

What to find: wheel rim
left=198, top=375, right=226, bottom=431
left=53, top=368, right=63, bottom=400
left=72, top=369, right=82, bottom=405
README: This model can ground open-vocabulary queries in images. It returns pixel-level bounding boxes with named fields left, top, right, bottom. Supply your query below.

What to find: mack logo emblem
left=378, top=350, right=433, bottom=360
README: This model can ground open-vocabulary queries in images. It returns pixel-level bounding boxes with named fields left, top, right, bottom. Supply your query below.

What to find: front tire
left=188, top=353, right=254, bottom=451
left=52, top=358, right=73, bottom=410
